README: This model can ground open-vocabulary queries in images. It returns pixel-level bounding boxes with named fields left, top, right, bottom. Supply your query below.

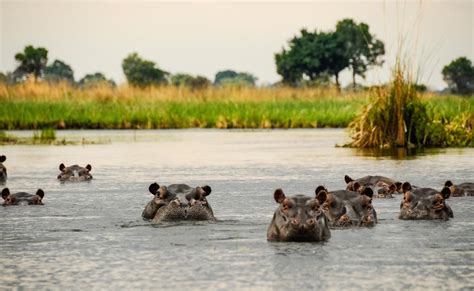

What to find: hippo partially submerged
left=2, top=188, right=44, bottom=206
left=316, top=186, right=377, bottom=228
left=345, top=174, right=402, bottom=198
left=57, top=163, right=93, bottom=182
left=0, top=155, right=7, bottom=184
left=267, top=188, right=330, bottom=242
left=142, top=183, right=215, bottom=223
left=399, top=182, right=453, bottom=220
left=444, top=180, right=474, bottom=197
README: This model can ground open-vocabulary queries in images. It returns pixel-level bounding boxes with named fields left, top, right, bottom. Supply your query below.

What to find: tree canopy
left=122, top=53, right=168, bottom=87
left=14, top=45, right=49, bottom=82
left=214, top=70, right=257, bottom=86
left=275, top=19, right=385, bottom=87
left=78, top=72, right=115, bottom=88
left=44, top=59, right=75, bottom=84
left=171, top=73, right=211, bottom=90
left=442, top=57, right=474, bottom=95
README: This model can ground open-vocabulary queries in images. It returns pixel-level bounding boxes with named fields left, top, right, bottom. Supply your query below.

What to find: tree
left=214, top=70, right=257, bottom=86
left=14, top=45, right=48, bottom=82
left=78, top=72, right=115, bottom=88
left=442, top=57, right=474, bottom=95
left=335, top=19, right=385, bottom=86
left=122, top=53, right=168, bottom=87
left=171, top=73, right=211, bottom=90
left=275, top=29, right=347, bottom=87
left=44, top=59, right=74, bottom=84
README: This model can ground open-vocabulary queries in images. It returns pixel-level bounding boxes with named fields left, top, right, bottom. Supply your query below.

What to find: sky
left=0, top=0, right=472, bottom=90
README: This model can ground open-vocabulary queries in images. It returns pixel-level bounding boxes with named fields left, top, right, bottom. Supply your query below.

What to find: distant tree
left=0, top=72, right=7, bottom=84
left=442, top=57, right=474, bottom=95
left=171, top=73, right=211, bottom=90
left=122, top=53, right=168, bottom=87
left=44, top=59, right=75, bottom=84
left=214, top=70, right=257, bottom=86
left=14, top=45, right=48, bottom=82
left=335, top=19, right=385, bottom=86
left=78, top=72, right=115, bottom=88
left=275, top=29, right=347, bottom=87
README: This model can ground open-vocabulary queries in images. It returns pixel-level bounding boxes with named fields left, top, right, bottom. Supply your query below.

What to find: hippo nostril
left=291, top=219, right=299, bottom=226
left=307, top=219, right=315, bottom=225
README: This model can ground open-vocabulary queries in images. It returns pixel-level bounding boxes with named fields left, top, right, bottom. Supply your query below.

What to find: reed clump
left=347, top=63, right=473, bottom=148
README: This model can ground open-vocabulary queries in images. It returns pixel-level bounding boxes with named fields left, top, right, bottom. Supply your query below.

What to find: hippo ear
left=201, top=185, right=211, bottom=196
left=344, top=175, right=354, bottom=184
left=402, top=182, right=412, bottom=193
left=315, top=185, right=327, bottom=196
left=0, top=155, right=6, bottom=163
left=316, top=190, right=327, bottom=205
left=148, top=183, right=160, bottom=195
left=36, top=189, right=44, bottom=199
left=2, top=188, right=10, bottom=200
left=59, top=163, right=66, bottom=171
left=441, top=187, right=451, bottom=199
left=361, top=187, right=373, bottom=198
left=444, top=180, right=453, bottom=187
left=395, top=182, right=402, bottom=192
left=274, top=189, right=286, bottom=204
left=86, top=164, right=92, bottom=172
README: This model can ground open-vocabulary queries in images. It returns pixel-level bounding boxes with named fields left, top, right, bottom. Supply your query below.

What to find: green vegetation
left=347, top=63, right=473, bottom=148
left=122, top=52, right=168, bottom=87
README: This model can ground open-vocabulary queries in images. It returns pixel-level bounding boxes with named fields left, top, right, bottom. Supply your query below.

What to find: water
left=0, top=129, right=473, bottom=290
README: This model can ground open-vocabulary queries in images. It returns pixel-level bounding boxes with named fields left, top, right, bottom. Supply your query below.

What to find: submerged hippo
left=444, top=180, right=474, bottom=197
left=142, top=183, right=215, bottom=223
left=267, top=188, right=330, bottom=242
left=345, top=174, right=402, bottom=198
left=399, top=182, right=453, bottom=220
left=316, top=185, right=377, bottom=228
left=0, top=155, right=7, bottom=183
left=57, top=163, right=93, bottom=182
left=2, top=188, right=45, bottom=206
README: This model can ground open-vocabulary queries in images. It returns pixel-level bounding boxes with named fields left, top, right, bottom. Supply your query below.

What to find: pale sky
left=1, top=0, right=473, bottom=89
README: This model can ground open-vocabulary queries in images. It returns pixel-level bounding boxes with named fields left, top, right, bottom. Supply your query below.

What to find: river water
left=0, top=129, right=473, bottom=290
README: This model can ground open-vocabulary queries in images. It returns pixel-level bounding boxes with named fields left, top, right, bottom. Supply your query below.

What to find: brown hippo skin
left=444, top=180, right=474, bottom=197
left=267, top=188, right=330, bottom=242
left=316, top=185, right=377, bottom=228
left=57, top=163, right=93, bottom=182
left=2, top=188, right=45, bottom=206
left=0, top=155, right=7, bottom=184
left=142, top=183, right=216, bottom=223
left=399, top=182, right=453, bottom=220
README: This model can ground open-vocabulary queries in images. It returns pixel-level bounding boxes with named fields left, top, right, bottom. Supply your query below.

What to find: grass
left=0, top=82, right=471, bottom=131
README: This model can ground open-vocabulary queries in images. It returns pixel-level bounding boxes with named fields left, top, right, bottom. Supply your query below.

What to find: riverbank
left=0, top=83, right=472, bottom=129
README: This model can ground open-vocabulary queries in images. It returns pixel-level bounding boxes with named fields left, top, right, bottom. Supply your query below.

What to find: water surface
left=1, top=129, right=473, bottom=290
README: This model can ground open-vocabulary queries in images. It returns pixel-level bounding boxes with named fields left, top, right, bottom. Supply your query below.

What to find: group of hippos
left=1, top=154, right=473, bottom=242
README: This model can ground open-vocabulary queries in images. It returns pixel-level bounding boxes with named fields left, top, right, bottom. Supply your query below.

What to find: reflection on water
left=349, top=146, right=455, bottom=159
left=0, top=129, right=472, bottom=290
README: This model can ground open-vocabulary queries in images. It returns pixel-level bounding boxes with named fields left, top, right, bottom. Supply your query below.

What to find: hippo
left=444, top=180, right=474, bottom=197
left=2, top=188, right=44, bottom=206
left=142, top=183, right=215, bottom=223
left=345, top=174, right=402, bottom=198
left=0, top=155, right=7, bottom=183
left=399, top=182, right=453, bottom=220
left=316, top=185, right=377, bottom=228
left=267, top=188, right=330, bottom=242
left=57, top=163, right=93, bottom=182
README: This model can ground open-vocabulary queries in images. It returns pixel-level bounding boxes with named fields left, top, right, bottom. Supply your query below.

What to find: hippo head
left=0, top=155, right=7, bottom=183
left=57, top=163, right=93, bottom=182
left=344, top=175, right=358, bottom=191
left=147, top=183, right=215, bottom=222
left=375, top=183, right=400, bottom=198
left=399, top=182, right=453, bottom=220
left=319, top=186, right=376, bottom=227
left=2, top=188, right=44, bottom=206
left=316, top=186, right=350, bottom=227
left=266, top=188, right=330, bottom=242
